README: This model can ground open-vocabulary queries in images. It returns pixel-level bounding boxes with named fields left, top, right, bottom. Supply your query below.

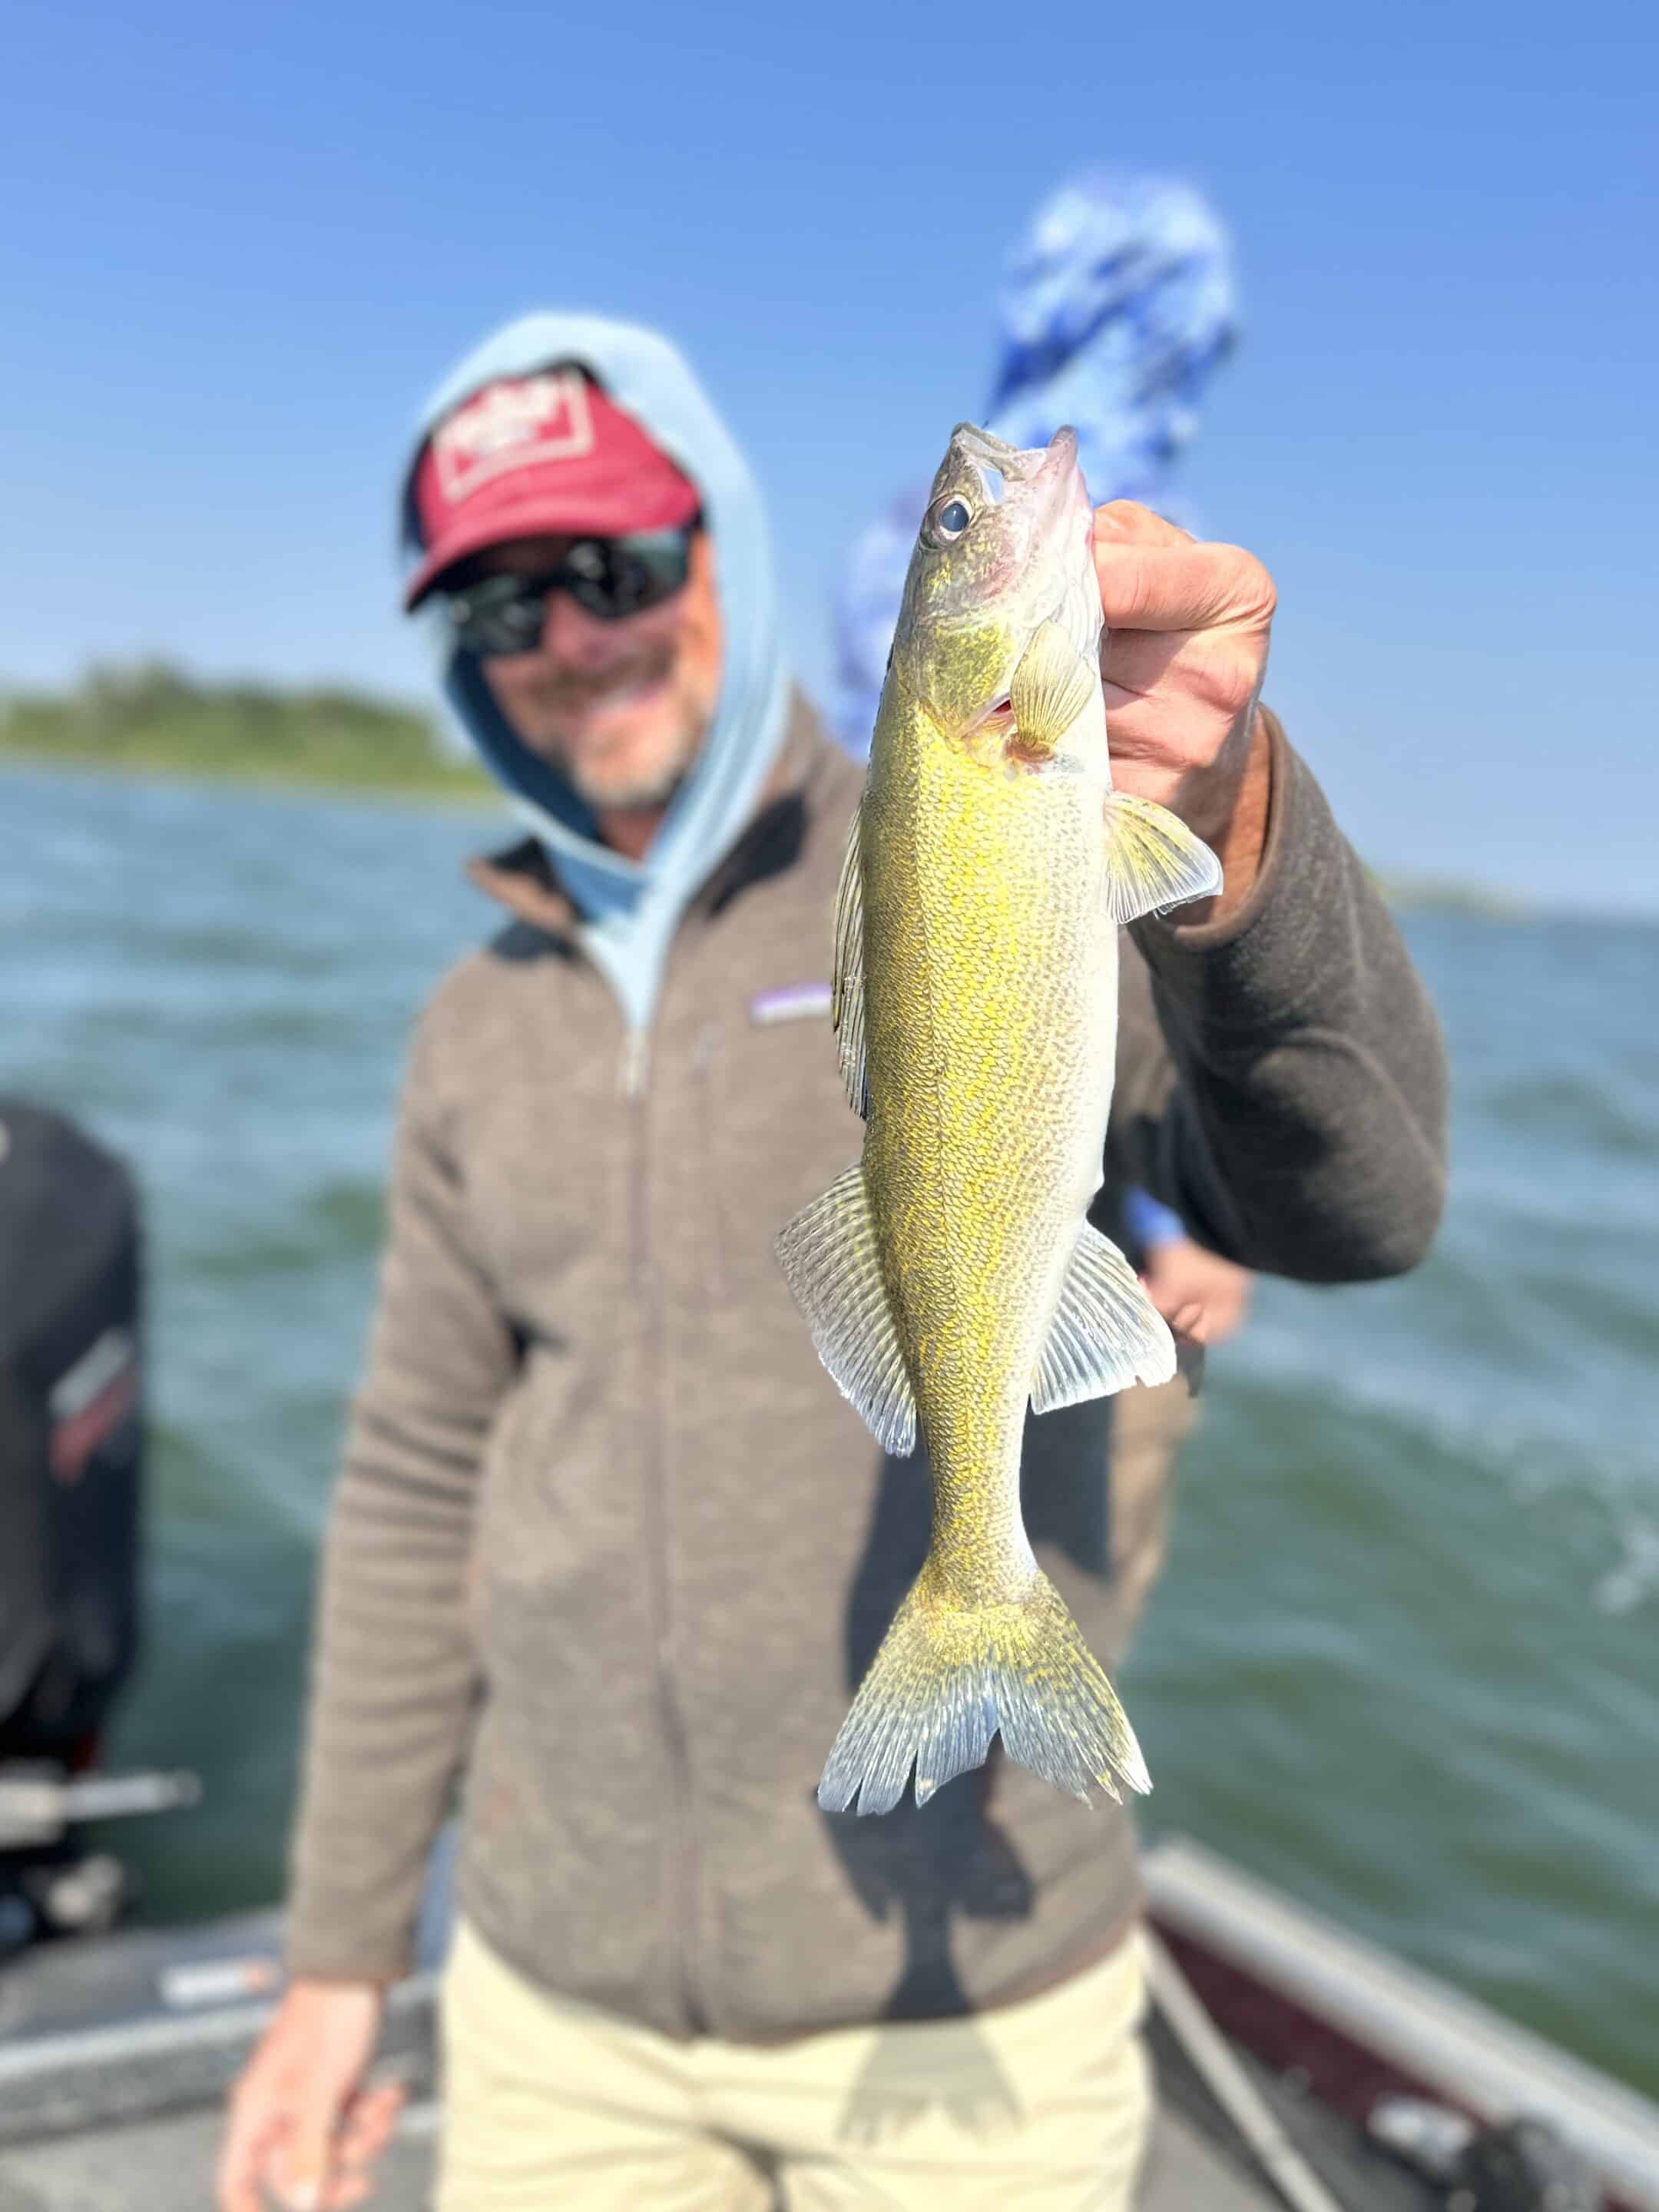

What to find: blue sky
left=5, top=0, right=1654, bottom=910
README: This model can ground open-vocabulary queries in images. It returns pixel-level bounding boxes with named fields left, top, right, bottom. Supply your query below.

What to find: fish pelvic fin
left=1101, top=790, right=1224, bottom=922
left=818, top=1565, right=1150, bottom=1816
left=1032, top=1221, right=1176, bottom=1414
left=775, top=1161, right=916, bottom=1455
left=1009, top=618, right=1096, bottom=758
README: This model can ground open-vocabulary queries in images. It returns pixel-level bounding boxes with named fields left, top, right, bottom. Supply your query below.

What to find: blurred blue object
left=832, top=170, right=1240, bottom=757
left=1122, top=1184, right=1187, bottom=1256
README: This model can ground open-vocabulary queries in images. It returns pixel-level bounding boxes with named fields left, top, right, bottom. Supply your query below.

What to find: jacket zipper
left=690, top=1021, right=728, bottom=1302
left=619, top=1024, right=651, bottom=1101
left=625, top=1005, right=705, bottom=2036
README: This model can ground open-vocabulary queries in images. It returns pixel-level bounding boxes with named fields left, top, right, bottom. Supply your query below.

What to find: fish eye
left=925, top=495, right=973, bottom=548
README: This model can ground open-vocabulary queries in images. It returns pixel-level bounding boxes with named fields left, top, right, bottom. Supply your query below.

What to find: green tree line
left=0, top=661, right=493, bottom=794
left=2, top=661, right=1517, bottom=914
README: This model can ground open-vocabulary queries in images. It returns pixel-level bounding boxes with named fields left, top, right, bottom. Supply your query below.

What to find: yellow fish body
left=779, top=424, right=1222, bottom=1815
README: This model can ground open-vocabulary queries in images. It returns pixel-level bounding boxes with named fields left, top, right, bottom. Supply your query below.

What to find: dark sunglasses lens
left=448, top=530, right=694, bottom=647
left=449, top=577, right=548, bottom=656
left=571, top=533, right=694, bottom=621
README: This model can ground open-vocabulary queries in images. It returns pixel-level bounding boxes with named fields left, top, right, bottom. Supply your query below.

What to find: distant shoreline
left=0, top=662, right=498, bottom=812
left=5, top=742, right=1538, bottom=919
left=0, top=666, right=1549, bottom=918
left=0, top=741, right=499, bottom=811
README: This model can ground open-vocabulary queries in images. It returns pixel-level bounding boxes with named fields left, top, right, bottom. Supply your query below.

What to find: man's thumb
left=1094, top=499, right=1193, bottom=548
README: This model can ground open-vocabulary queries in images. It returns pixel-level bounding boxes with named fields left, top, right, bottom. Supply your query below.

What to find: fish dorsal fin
left=1101, top=791, right=1224, bottom=923
left=775, top=1162, right=917, bottom=1455
left=1009, top=618, right=1097, bottom=757
left=832, top=793, right=869, bottom=1118
left=1032, top=1221, right=1176, bottom=1413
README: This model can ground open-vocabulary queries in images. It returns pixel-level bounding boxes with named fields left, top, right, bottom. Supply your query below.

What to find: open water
left=4, top=762, right=1656, bottom=2094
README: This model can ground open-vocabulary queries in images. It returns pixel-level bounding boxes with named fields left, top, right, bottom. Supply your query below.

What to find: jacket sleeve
left=1108, top=710, right=1449, bottom=1283
left=286, top=993, right=517, bottom=1983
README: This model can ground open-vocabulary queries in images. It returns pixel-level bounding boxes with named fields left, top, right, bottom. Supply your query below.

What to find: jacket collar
left=465, top=690, right=836, bottom=939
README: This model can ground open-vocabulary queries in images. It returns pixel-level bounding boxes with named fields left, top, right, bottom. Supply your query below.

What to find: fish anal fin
left=1101, top=790, right=1224, bottom=923
left=1031, top=1221, right=1175, bottom=1413
left=775, top=1161, right=916, bottom=1455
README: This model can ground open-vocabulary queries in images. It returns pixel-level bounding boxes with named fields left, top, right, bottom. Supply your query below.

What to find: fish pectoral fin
left=832, top=793, right=869, bottom=1118
left=1101, top=790, right=1224, bottom=922
left=1032, top=1222, right=1176, bottom=1413
left=1008, top=619, right=1096, bottom=757
left=775, top=1161, right=916, bottom=1455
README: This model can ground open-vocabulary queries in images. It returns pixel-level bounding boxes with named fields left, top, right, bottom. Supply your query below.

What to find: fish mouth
left=949, top=422, right=1075, bottom=488
left=949, top=422, right=1085, bottom=530
left=927, top=422, right=1094, bottom=657
left=1037, top=425, right=1079, bottom=478
left=950, top=422, right=1028, bottom=475
left=1033, top=426, right=1086, bottom=525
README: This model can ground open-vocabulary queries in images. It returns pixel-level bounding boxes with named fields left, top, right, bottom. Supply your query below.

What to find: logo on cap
left=431, top=371, right=595, bottom=505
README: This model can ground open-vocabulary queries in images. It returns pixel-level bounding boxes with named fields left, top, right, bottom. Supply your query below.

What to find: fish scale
left=864, top=693, right=1102, bottom=1581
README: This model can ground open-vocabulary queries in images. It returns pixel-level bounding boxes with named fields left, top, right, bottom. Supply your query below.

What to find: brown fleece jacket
left=286, top=700, right=1447, bottom=2039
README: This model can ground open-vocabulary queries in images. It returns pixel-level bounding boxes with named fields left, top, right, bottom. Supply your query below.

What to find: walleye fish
left=777, top=422, right=1223, bottom=1816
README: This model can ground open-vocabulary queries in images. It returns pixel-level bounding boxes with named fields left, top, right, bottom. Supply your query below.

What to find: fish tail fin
left=817, top=1565, right=1149, bottom=1816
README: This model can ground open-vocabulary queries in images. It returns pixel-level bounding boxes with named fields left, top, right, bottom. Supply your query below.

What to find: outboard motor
left=0, top=1098, right=142, bottom=1767
left=0, top=1099, right=192, bottom=1950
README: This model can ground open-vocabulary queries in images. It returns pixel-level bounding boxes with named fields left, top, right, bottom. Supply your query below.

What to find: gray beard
left=566, top=757, right=690, bottom=816
left=555, top=704, right=708, bottom=819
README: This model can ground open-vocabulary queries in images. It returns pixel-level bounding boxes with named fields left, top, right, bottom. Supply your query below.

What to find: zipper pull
left=619, top=1027, right=651, bottom=1098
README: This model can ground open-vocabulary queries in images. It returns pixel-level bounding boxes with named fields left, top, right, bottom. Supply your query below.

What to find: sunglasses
left=442, top=523, right=700, bottom=655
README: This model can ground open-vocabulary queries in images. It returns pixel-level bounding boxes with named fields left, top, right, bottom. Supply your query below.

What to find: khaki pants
left=437, top=1919, right=1152, bottom=2210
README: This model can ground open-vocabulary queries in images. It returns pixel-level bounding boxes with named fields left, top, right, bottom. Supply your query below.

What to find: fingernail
left=283, top=2185, right=320, bottom=2211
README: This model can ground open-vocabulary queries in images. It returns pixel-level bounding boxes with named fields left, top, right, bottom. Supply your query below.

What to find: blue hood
left=401, top=313, right=791, bottom=1033
left=832, top=171, right=1239, bottom=757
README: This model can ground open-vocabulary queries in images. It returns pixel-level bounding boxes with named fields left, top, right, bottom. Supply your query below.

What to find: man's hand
left=1094, top=501, right=1277, bottom=922
left=1142, top=1235, right=1255, bottom=1348
left=217, top=1980, right=402, bottom=2212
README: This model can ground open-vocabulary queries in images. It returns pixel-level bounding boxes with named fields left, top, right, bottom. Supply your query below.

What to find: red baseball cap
left=403, top=366, right=702, bottom=610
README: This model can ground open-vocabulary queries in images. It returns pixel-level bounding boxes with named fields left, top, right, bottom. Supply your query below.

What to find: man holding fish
left=218, top=312, right=1445, bottom=2212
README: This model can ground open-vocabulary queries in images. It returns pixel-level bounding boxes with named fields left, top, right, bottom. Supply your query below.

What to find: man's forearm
left=1174, top=705, right=1273, bottom=929
left=286, top=1434, right=479, bottom=1985
left=1112, top=712, right=1449, bottom=1283
left=286, top=1007, right=511, bottom=1984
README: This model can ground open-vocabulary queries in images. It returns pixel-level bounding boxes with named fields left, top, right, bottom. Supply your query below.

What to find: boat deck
left=7, top=1836, right=1656, bottom=2211
left=0, top=1978, right=1449, bottom=2212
